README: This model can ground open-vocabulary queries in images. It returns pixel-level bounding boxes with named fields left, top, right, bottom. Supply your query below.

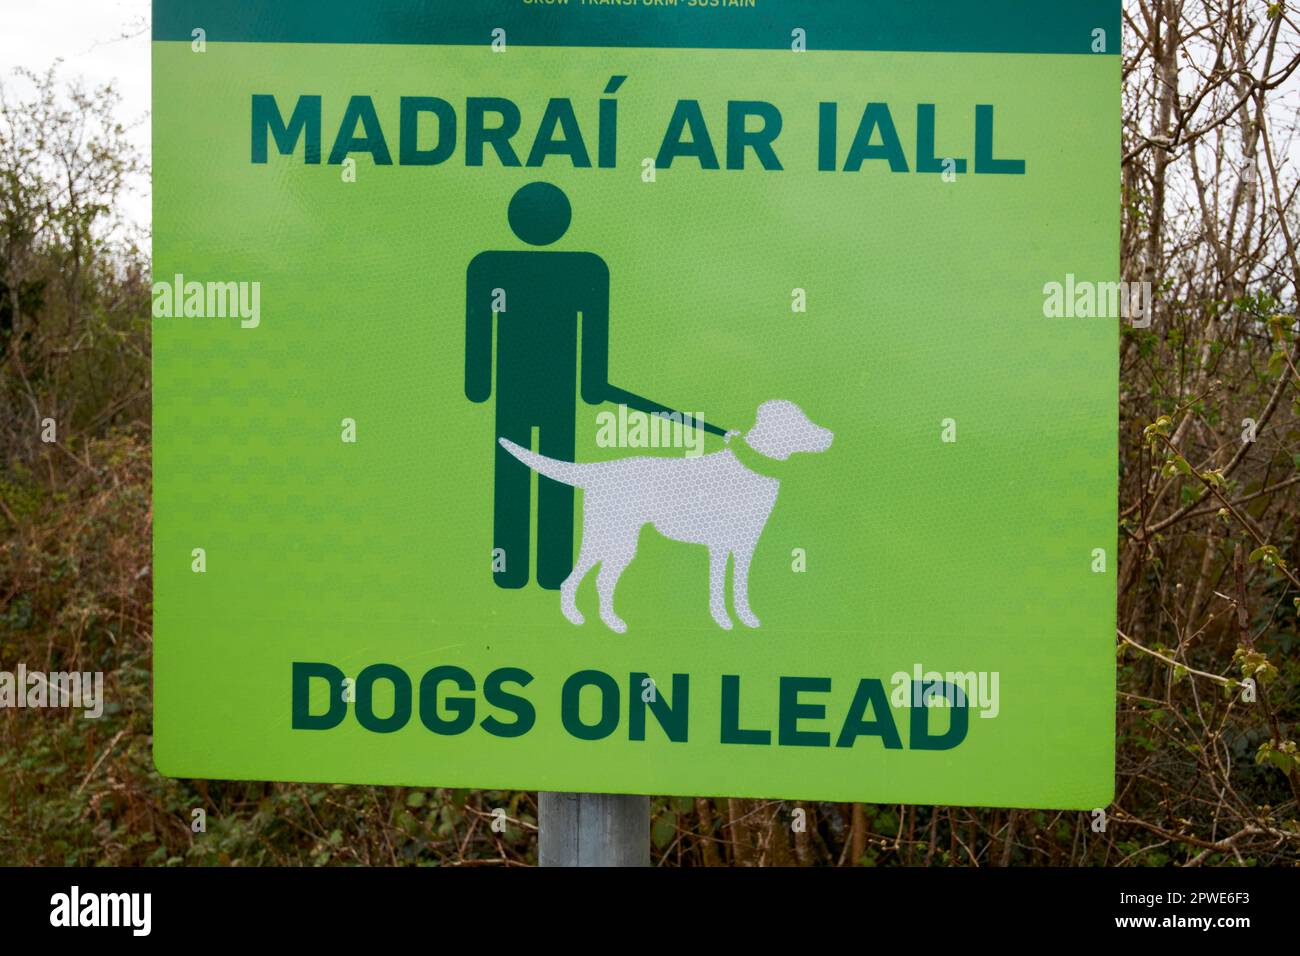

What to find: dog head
left=743, top=400, right=833, bottom=461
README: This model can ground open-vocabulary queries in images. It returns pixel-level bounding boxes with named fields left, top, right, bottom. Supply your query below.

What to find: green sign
left=153, top=0, right=1119, bottom=808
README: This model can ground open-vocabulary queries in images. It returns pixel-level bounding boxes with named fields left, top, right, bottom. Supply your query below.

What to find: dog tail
left=497, top=438, right=588, bottom=487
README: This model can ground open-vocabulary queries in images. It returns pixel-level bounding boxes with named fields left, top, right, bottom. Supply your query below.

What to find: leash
left=604, top=384, right=729, bottom=437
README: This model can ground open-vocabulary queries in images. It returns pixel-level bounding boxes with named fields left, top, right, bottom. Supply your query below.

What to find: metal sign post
left=539, top=793, right=650, bottom=867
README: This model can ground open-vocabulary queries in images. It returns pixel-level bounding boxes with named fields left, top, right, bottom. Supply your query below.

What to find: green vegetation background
left=3, top=18, right=1299, bottom=863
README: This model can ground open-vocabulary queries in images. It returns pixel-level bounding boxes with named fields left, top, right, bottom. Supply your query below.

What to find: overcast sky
left=1, top=1, right=1295, bottom=243
left=0, top=0, right=151, bottom=229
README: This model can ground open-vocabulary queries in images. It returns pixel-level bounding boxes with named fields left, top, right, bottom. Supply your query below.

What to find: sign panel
left=153, top=0, right=1119, bottom=808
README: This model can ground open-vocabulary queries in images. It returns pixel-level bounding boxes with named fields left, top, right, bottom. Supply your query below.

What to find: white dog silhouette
left=498, top=400, right=832, bottom=632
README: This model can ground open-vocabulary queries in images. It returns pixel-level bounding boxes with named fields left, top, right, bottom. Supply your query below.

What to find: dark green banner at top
left=154, top=0, right=1121, bottom=56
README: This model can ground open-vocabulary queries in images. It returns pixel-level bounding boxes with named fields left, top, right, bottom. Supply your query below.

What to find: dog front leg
left=708, top=547, right=733, bottom=630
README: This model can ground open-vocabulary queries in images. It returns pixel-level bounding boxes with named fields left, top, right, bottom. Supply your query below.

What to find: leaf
left=1271, top=752, right=1295, bottom=773
left=1248, top=545, right=1280, bottom=566
left=651, top=815, right=676, bottom=850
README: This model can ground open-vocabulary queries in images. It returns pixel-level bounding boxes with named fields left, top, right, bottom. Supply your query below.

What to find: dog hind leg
left=561, top=546, right=596, bottom=626
left=708, top=547, right=734, bottom=630
left=732, top=546, right=760, bottom=628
